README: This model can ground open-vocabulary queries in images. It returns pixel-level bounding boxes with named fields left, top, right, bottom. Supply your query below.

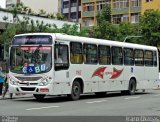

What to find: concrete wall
left=20, top=0, right=58, bottom=14
left=0, top=10, right=79, bottom=29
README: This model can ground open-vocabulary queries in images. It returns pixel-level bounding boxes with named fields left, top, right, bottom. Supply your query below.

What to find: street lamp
left=123, top=36, right=142, bottom=42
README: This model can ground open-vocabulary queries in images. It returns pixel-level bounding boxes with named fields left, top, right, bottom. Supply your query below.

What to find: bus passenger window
left=112, top=47, right=123, bottom=65
left=153, top=51, right=157, bottom=66
left=134, top=49, right=144, bottom=66
left=99, top=45, right=111, bottom=65
left=54, top=44, right=69, bottom=70
left=70, top=42, right=83, bottom=64
left=144, top=50, right=153, bottom=66
left=83, top=44, right=97, bottom=64
left=124, top=48, right=134, bottom=65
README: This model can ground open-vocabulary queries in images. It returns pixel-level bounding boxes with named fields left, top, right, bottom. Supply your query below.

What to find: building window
left=131, top=13, right=140, bottom=23
left=96, top=1, right=108, bottom=11
left=131, top=0, right=141, bottom=7
left=122, top=14, right=129, bottom=22
left=71, top=2, right=77, bottom=7
left=112, top=0, right=129, bottom=9
left=83, top=18, right=94, bottom=27
left=113, top=14, right=122, bottom=24
left=83, top=3, right=94, bottom=12
left=146, top=0, right=153, bottom=2
left=63, top=1, right=69, bottom=8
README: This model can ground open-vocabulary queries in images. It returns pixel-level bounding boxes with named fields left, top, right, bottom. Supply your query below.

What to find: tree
left=38, top=9, right=46, bottom=16
left=56, top=12, right=64, bottom=20
left=0, top=15, right=87, bottom=44
left=92, top=3, right=118, bottom=40
left=140, top=9, right=160, bottom=46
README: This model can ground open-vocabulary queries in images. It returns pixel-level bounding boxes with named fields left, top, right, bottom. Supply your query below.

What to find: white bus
left=9, top=33, right=159, bottom=100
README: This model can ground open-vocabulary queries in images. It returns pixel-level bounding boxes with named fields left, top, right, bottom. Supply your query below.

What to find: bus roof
left=13, top=33, right=157, bottom=51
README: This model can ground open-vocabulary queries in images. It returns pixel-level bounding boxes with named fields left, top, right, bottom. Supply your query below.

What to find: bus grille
left=20, top=87, right=36, bottom=91
left=19, top=83, right=38, bottom=85
left=15, top=76, right=42, bottom=81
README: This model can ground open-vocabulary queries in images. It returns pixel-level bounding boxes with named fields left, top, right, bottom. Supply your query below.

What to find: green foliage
left=0, top=16, right=87, bottom=44
left=140, top=9, right=160, bottom=46
left=93, top=3, right=118, bottom=41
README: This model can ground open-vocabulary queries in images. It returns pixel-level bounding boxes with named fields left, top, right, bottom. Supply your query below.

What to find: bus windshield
left=10, top=46, right=52, bottom=74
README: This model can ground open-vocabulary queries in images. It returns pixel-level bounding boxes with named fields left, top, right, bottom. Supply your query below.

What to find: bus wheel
left=33, top=94, right=45, bottom=100
left=69, top=81, right=81, bottom=100
left=128, top=79, right=136, bottom=95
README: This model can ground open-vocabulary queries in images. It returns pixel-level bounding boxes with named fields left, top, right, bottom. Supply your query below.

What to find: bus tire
left=128, top=79, right=136, bottom=95
left=33, top=94, right=45, bottom=100
left=69, top=81, right=81, bottom=100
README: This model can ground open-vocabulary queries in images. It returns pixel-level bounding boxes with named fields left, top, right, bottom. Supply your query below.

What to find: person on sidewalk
left=2, top=74, right=13, bottom=99
left=0, top=67, right=6, bottom=99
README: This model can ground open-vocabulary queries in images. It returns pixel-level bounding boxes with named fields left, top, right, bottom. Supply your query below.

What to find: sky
left=0, top=0, right=6, bottom=8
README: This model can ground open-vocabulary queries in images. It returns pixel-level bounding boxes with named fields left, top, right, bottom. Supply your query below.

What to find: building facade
left=6, top=0, right=58, bottom=14
left=61, top=0, right=81, bottom=22
left=142, top=0, right=160, bottom=14
left=81, top=0, right=142, bottom=28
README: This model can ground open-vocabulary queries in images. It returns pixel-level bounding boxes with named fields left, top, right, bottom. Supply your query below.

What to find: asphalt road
left=0, top=90, right=160, bottom=122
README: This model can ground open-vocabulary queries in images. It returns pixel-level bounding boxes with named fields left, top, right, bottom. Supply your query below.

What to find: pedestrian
left=2, top=74, right=13, bottom=99
left=0, top=67, right=6, bottom=99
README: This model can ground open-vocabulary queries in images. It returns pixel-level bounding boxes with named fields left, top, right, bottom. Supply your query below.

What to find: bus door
left=134, top=49, right=145, bottom=89
left=110, top=47, right=124, bottom=91
left=144, top=51, right=157, bottom=88
left=123, top=48, right=134, bottom=90
left=53, top=43, right=70, bottom=94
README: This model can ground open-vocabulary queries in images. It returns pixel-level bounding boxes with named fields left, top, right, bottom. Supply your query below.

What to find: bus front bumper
left=9, top=84, right=53, bottom=95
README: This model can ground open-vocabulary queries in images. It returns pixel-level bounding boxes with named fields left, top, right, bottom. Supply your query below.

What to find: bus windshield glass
left=10, top=46, right=52, bottom=74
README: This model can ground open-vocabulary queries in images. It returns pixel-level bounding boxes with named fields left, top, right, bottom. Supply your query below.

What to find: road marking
left=26, top=106, right=60, bottom=111
left=86, top=100, right=107, bottom=104
left=154, top=94, right=160, bottom=96
left=125, top=96, right=140, bottom=100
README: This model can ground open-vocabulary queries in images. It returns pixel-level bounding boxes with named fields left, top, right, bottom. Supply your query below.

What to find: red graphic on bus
left=92, top=67, right=123, bottom=79
left=110, top=68, right=123, bottom=79
left=92, top=67, right=107, bottom=79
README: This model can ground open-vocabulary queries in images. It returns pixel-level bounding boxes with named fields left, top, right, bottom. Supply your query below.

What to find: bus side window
left=83, top=44, right=98, bottom=64
left=98, top=45, right=111, bottom=65
left=70, top=42, right=83, bottom=64
left=134, top=49, right=144, bottom=66
left=54, top=44, right=69, bottom=70
left=153, top=51, right=157, bottom=66
left=144, top=50, right=153, bottom=66
left=112, top=47, right=123, bottom=65
left=124, top=48, right=134, bottom=65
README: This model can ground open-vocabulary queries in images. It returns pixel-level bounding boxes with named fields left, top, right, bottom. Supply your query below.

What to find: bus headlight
left=39, top=77, right=50, bottom=86
left=10, top=78, right=19, bottom=85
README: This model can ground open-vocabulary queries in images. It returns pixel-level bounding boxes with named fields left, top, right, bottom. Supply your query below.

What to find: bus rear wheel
left=33, top=94, right=45, bottom=100
left=69, top=81, right=81, bottom=100
left=128, top=79, right=136, bottom=95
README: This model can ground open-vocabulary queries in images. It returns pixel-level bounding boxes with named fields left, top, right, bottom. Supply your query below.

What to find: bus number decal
left=76, top=70, right=82, bottom=75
